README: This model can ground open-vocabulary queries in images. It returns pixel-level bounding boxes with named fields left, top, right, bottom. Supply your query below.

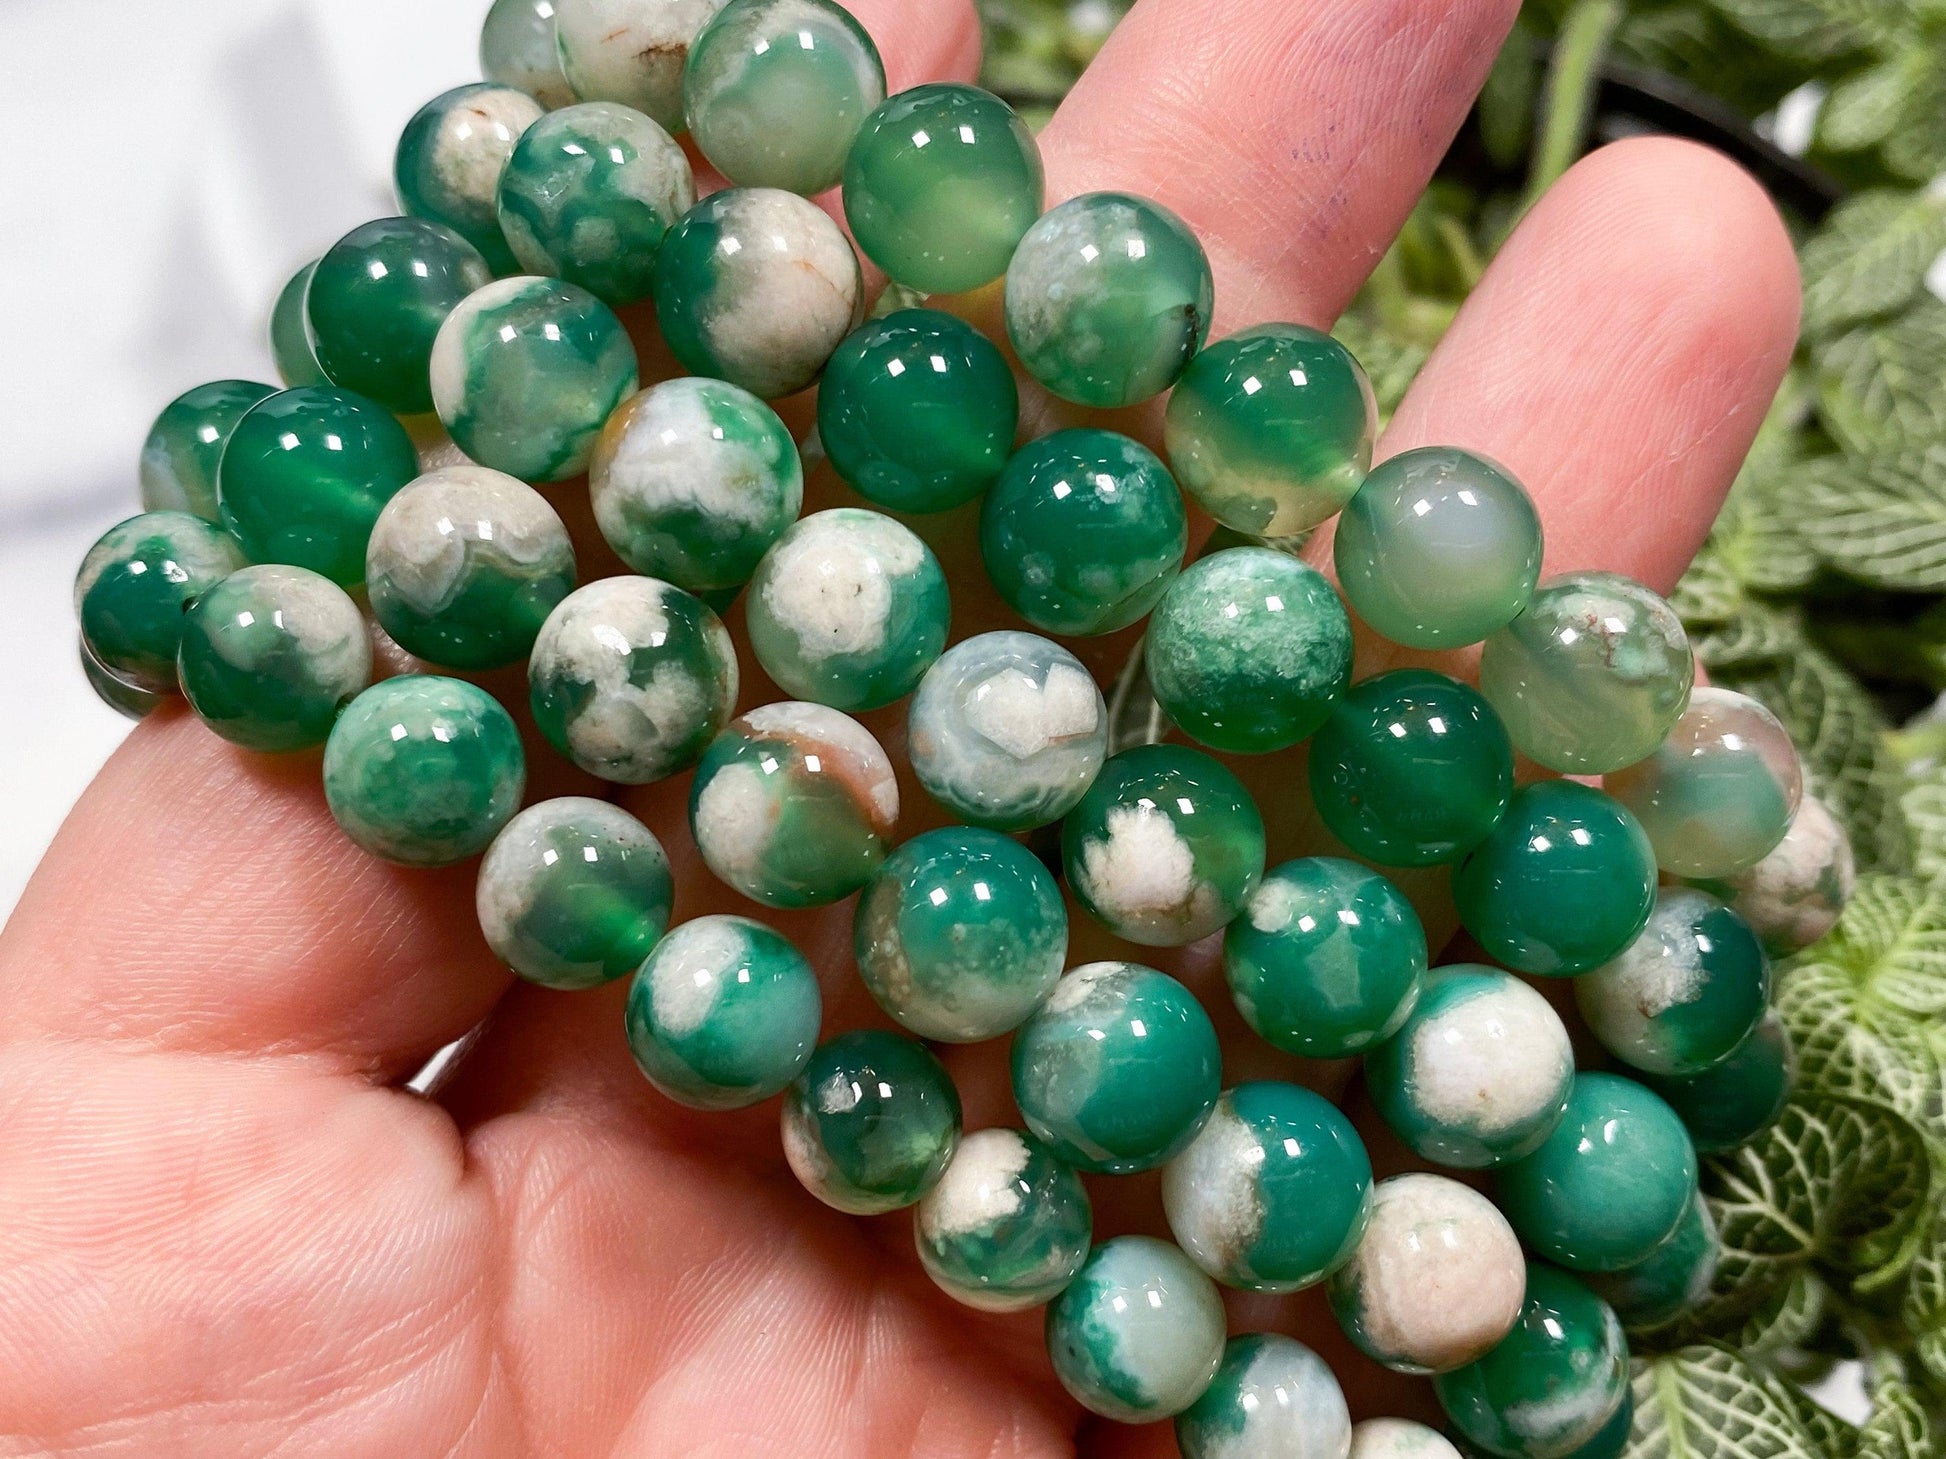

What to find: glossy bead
left=478, top=797, right=672, bottom=989
left=1576, top=889, right=1770, bottom=1077
left=1479, top=571, right=1695, bottom=775
left=1642, top=1008, right=1795, bottom=1154
left=1496, top=1073, right=1697, bottom=1272
left=480, top=0, right=576, bottom=108
left=1351, top=1419, right=1464, bottom=1459
left=1452, top=781, right=1658, bottom=978
left=817, top=309, right=1018, bottom=514
left=553, top=0, right=728, bottom=131
left=746, top=509, right=949, bottom=710
left=980, top=428, right=1187, bottom=636
left=684, top=0, right=885, bottom=194
left=139, top=380, right=277, bottom=520
left=1224, top=858, right=1426, bottom=1059
left=269, top=261, right=327, bottom=388
left=907, top=632, right=1107, bottom=832
left=1164, top=324, right=1377, bottom=538
left=306, top=217, right=493, bottom=415
left=1163, top=1082, right=1372, bottom=1293
left=75, top=512, right=247, bottom=693
left=82, top=641, right=165, bottom=720
left=177, top=565, right=371, bottom=750
left=1364, top=965, right=1574, bottom=1169
left=913, top=1128, right=1092, bottom=1311
left=322, top=676, right=525, bottom=867
left=1176, top=1334, right=1352, bottom=1459
left=628, top=914, right=820, bottom=1107
left=843, top=83, right=1043, bottom=295
left=1010, top=961, right=1220, bottom=1175
left=1063, top=744, right=1264, bottom=947
left=855, top=827, right=1067, bottom=1042
left=1333, top=448, right=1542, bottom=651
left=689, top=701, right=897, bottom=906
left=1046, top=1236, right=1227, bottom=1423
left=782, top=1030, right=960, bottom=1213
left=1560, top=1387, right=1634, bottom=1459
left=1434, top=1264, right=1629, bottom=1459
left=654, top=187, right=861, bottom=398
left=1700, top=794, right=1853, bottom=957
left=1585, top=1187, right=1719, bottom=1330
left=395, top=83, right=542, bottom=273
left=497, top=101, right=694, bottom=307
left=528, top=576, right=737, bottom=782
left=1147, top=547, right=1353, bottom=753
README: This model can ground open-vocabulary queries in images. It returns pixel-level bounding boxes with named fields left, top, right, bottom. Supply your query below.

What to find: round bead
left=322, top=676, right=525, bottom=867
left=497, top=101, right=695, bottom=306
left=82, top=641, right=166, bottom=721
left=816, top=309, right=1018, bottom=514
left=913, top=1128, right=1092, bottom=1312
left=1364, top=965, right=1574, bottom=1169
left=139, top=380, right=277, bottom=521
left=855, top=827, right=1067, bottom=1042
left=478, top=797, right=673, bottom=989
left=552, top=0, right=728, bottom=131
left=394, top=83, right=542, bottom=273
left=1351, top=1419, right=1464, bottom=1459
left=1576, top=889, right=1770, bottom=1077
left=1010, top=961, right=1220, bottom=1175
left=1585, top=1187, right=1719, bottom=1330
left=980, top=428, right=1187, bottom=636
left=75, top=512, right=247, bottom=693
left=689, top=701, right=896, bottom=906
left=1163, top=1082, right=1372, bottom=1293
left=745, top=509, right=949, bottom=711
left=1479, top=571, right=1695, bottom=775
left=654, top=187, right=861, bottom=399
left=782, top=1030, right=960, bottom=1213
left=1453, top=781, right=1658, bottom=978
left=1225, top=858, right=1426, bottom=1059
left=177, top=565, right=371, bottom=751
left=627, top=915, right=820, bottom=1107
left=270, top=261, right=327, bottom=388
left=528, top=576, right=737, bottom=783
left=1641, top=1008, right=1795, bottom=1154
left=1062, top=744, right=1264, bottom=946
left=907, top=631, right=1107, bottom=832
left=1046, top=1235, right=1227, bottom=1423
left=1333, top=447, right=1542, bottom=650
left=1146, top=547, right=1353, bottom=753
left=843, top=83, right=1043, bottom=295
left=1176, top=1334, right=1352, bottom=1459
left=480, top=0, right=576, bottom=108
left=1326, top=1173, right=1526, bottom=1375
left=1702, top=793, right=1853, bottom=957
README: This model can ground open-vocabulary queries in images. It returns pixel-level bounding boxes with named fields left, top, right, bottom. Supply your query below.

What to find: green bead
left=1697, top=794, right=1853, bottom=957
left=307, top=217, right=493, bottom=415
left=75, top=512, right=247, bottom=693
left=913, top=1128, right=1092, bottom=1312
left=980, top=428, right=1187, bottom=637
left=816, top=309, right=1018, bottom=514
left=1641, top=1008, right=1795, bottom=1154
left=1163, top=1082, right=1372, bottom=1292
left=1011, top=961, right=1220, bottom=1175
left=1310, top=670, right=1513, bottom=868
left=1560, top=1387, right=1634, bottom=1459
left=1163, top=324, right=1377, bottom=537
left=480, top=0, right=576, bottom=109
left=1005, top=192, right=1213, bottom=409
left=843, top=83, right=1043, bottom=295
left=783, top=1030, right=961, bottom=1213
left=1333, top=447, right=1542, bottom=650
left=1576, top=889, right=1770, bottom=1077
left=1062, top=744, right=1264, bottom=946
left=1045, top=1235, right=1226, bottom=1423
left=1146, top=546, right=1352, bottom=753
left=139, top=380, right=277, bottom=520
left=628, top=914, right=821, bottom=1107
left=684, top=0, right=885, bottom=194
left=217, top=386, right=419, bottom=587
left=1434, top=1263, right=1629, bottom=1459
left=654, top=187, right=861, bottom=399
left=1585, top=1187, right=1719, bottom=1330
left=1496, top=1073, right=1697, bottom=1272
left=1364, top=965, right=1574, bottom=1169
left=689, top=701, right=896, bottom=906
left=855, top=826, right=1067, bottom=1042
left=1224, top=858, right=1427, bottom=1059
left=322, top=676, right=526, bottom=867
left=1479, top=571, right=1695, bottom=775
left=81, top=640, right=166, bottom=721
left=497, top=101, right=695, bottom=307
left=1453, top=782, right=1658, bottom=978
left=553, top=0, right=729, bottom=133
left=1176, top=1334, right=1351, bottom=1459
left=395, top=83, right=543, bottom=274
left=177, top=565, right=371, bottom=750
left=270, top=261, right=327, bottom=388
left=478, top=796, right=671, bottom=989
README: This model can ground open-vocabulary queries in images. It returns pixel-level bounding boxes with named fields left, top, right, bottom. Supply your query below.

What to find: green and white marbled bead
left=553, top=0, right=729, bottom=131
left=395, top=82, right=544, bottom=273
left=914, top=1128, right=1092, bottom=1312
left=783, top=1030, right=961, bottom=1212
left=1045, top=1235, right=1227, bottom=1423
left=81, top=640, right=166, bottom=721
left=480, top=0, right=576, bottom=109
left=76, top=511, right=248, bottom=693
left=1642, top=1008, right=1796, bottom=1155
left=1585, top=1186, right=1719, bottom=1330
left=1697, top=793, right=1854, bottom=957
left=1350, top=1419, right=1463, bottom=1459
left=1175, top=1334, right=1352, bottom=1459
left=139, top=380, right=276, bottom=520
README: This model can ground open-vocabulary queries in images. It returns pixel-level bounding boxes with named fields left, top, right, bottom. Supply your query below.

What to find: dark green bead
left=139, top=380, right=277, bottom=520
left=269, top=260, right=327, bottom=388
left=81, top=640, right=165, bottom=720
left=1585, top=1188, right=1719, bottom=1330
left=783, top=1030, right=961, bottom=1214
left=1641, top=1009, right=1795, bottom=1154
left=75, top=512, right=247, bottom=693
left=394, top=83, right=543, bottom=273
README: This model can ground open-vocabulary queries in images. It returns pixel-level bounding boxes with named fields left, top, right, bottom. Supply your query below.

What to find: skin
left=0, top=0, right=1802, bottom=1454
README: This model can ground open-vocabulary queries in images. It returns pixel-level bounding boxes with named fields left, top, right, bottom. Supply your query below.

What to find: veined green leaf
left=1817, top=56, right=1926, bottom=156
left=1814, top=305, right=1946, bottom=458
left=1624, top=1344, right=1820, bottom=1458
left=1799, top=190, right=1946, bottom=340
left=1795, top=448, right=1946, bottom=591
left=1882, top=60, right=1946, bottom=183
left=1778, top=962, right=1943, bottom=1135
left=1787, top=874, right=1946, bottom=1017
left=1902, top=768, right=1946, bottom=881
left=1854, top=1374, right=1932, bottom=1459
left=1708, top=0, right=1915, bottom=59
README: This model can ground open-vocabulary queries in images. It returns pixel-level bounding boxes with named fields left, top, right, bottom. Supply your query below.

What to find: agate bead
left=480, top=0, right=576, bottom=109
left=913, top=1128, right=1092, bottom=1312
left=139, top=380, right=276, bottom=521
left=1045, top=1236, right=1227, bottom=1423
left=782, top=1030, right=960, bottom=1213
left=1585, top=1187, right=1719, bottom=1330
left=269, top=260, right=327, bottom=388
left=552, top=0, right=729, bottom=131
left=395, top=82, right=543, bottom=273
left=1352, top=1420, right=1464, bottom=1459
left=1642, top=1008, right=1795, bottom=1154
left=75, top=512, right=247, bottom=693
left=81, top=642, right=165, bottom=721
left=1699, top=793, right=1853, bottom=957
left=1176, top=1335, right=1352, bottom=1459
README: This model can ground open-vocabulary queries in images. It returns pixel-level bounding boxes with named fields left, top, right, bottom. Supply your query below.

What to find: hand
left=0, top=1, right=1800, bottom=1454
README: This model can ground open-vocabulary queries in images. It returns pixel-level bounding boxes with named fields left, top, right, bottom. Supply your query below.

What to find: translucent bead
left=1351, top=1419, right=1464, bottom=1459
left=913, top=1128, right=1092, bottom=1312
left=139, top=380, right=276, bottom=521
left=395, top=83, right=543, bottom=274
left=1585, top=1188, right=1719, bottom=1330
left=1699, top=793, right=1854, bottom=956
left=782, top=1030, right=960, bottom=1213
left=269, top=260, right=326, bottom=389
left=480, top=0, right=576, bottom=109
left=75, top=512, right=247, bottom=693
left=553, top=0, right=729, bottom=132
left=1176, top=1335, right=1351, bottom=1459
left=1641, top=1009, right=1795, bottom=1154
left=1332, top=447, right=1542, bottom=650
left=1045, top=1236, right=1227, bottom=1422
left=81, top=640, right=165, bottom=721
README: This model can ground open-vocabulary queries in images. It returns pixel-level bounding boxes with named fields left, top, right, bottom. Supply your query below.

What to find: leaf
left=1707, top=0, right=1914, bottom=59
left=1814, top=305, right=1946, bottom=458
left=1793, top=448, right=1946, bottom=591
left=1817, top=57, right=1924, bottom=155
left=1882, top=61, right=1946, bottom=183
left=1733, top=1269, right=1829, bottom=1357
left=1902, top=768, right=1946, bottom=880
left=1855, top=1375, right=1932, bottom=1459
left=1696, top=602, right=1811, bottom=673
left=1778, top=962, right=1944, bottom=1135
left=1789, top=873, right=1946, bottom=1017
left=1799, top=190, right=1946, bottom=340
left=1764, top=1371, right=1860, bottom=1459
left=1625, top=1344, right=1820, bottom=1458
left=1330, top=311, right=1429, bottom=419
